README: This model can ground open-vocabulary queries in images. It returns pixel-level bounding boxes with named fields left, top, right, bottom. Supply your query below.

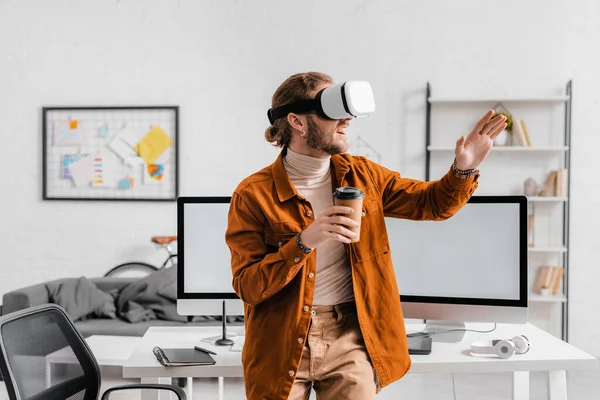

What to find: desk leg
left=218, top=376, right=224, bottom=400
left=187, top=377, right=193, bottom=399
left=547, top=370, right=567, bottom=400
left=512, top=371, right=529, bottom=400
left=141, top=377, right=172, bottom=400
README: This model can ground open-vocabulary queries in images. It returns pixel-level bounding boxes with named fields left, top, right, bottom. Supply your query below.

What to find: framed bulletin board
left=42, top=106, right=179, bottom=201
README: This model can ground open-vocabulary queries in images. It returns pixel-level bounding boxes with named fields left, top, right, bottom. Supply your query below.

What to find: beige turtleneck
left=283, top=148, right=354, bottom=306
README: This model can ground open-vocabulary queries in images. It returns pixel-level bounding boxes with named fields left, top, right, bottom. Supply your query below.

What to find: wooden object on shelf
left=556, top=169, right=568, bottom=197
left=542, top=170, right=559, bottom=196
left=520, top=120, right=532, bottom=146
left=552, top=268, right=565, bottom=295
left=539, top=169, right=568, bottom=197
left=532, top=266, right=564, bottom=295
left=512, top=119, right=531, bottom=147
left=528, top=215, right=534, bottom=247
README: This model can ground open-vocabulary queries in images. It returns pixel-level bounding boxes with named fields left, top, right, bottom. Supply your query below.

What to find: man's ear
left=287, top=113, right=305, bottom=133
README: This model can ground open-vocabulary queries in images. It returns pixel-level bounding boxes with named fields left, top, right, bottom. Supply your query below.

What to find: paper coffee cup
left=333, top=187, right=365, bottom=242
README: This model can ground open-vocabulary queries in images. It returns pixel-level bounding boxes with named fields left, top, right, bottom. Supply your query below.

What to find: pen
left=194, top=346, right=217, bottom=355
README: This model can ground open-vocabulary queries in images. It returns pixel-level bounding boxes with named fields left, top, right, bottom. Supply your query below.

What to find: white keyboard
left=230, top=338, right=244, bottom=352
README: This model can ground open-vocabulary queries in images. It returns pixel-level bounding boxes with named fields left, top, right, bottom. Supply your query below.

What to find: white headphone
left=470, top=335, right=530, bottom=359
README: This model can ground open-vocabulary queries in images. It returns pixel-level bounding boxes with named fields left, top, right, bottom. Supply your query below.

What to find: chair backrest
left=0, top=304, right=100, bottom=400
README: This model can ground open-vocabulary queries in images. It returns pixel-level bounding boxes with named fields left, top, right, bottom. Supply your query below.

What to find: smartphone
left=407, top=336, right=432, bottom=355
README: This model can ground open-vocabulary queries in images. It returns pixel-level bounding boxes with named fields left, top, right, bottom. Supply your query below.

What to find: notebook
left=152, top=346, right=216, bottom=367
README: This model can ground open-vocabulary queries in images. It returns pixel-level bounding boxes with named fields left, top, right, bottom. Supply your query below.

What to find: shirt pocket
left=264, top=231, right=298, bottom=250
left=351, top=198, right=389, bottom=263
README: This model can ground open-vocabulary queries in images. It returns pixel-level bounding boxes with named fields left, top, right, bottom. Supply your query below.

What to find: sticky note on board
left=148, top=164, right=164, bottom=181
left=69, top=120, right=79, bottom=129
left=143, top=163, right=165, bottom=185
left=99, top=124, right=110, bottom=138
left=68, top=155, right=94, bottom=188
left=133, top=125, right=173, bottom=165
left=54, top=120, right=84, bottom=146
left=108, top=133, right=144, bottom=166
left=119, top=176, right=134, bottom=189
left=92, top=150, right=119, bottom=188
left=92, top=155, right=104, bottom=186
left=62, top=153, right=89, bottom=179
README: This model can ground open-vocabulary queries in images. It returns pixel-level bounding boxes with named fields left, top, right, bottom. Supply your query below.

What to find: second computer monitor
left=177, top=197, right=244, bottom=316
left=387, top=195, right=528, bottom=324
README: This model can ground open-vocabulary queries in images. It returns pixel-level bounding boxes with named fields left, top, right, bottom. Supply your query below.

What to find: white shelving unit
left=530, top=294, right=567, bottom=303
left=527, top=196, right=568, bottom=203
left=428, top=96, right=570, bottom=104
left=427, top=146, right=569, bottom=152
left=425, top=81, right=572, bottom=341
left=528, top=247, right=568, bottom=253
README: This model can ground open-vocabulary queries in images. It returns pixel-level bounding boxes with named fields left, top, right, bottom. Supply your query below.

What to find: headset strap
left=267, top=89, right=327, bottom=125
left=268, top=99, right=319, bottom=124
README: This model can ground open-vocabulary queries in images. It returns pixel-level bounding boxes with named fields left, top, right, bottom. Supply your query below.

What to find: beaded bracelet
left=295, top=232, right=313, bottom=254
left=452, top=158, right=479, bottom=179
left=452, top=158, right=478, bottom=175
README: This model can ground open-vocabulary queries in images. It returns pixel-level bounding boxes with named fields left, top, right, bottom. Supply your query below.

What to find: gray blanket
left=47, top=277, right=117, bottom=321
left=47, top=266, right=243, bottom=323
left=115, top=265, right=185, bottom=323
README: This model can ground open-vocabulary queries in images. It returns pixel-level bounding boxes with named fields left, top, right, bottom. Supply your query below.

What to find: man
left=225, top=72, right=506, bottom=400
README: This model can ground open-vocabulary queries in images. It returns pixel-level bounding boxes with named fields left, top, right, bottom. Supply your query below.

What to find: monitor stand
left=215, top=300, right=235, bottom=346
left=424, top=320, right=466, bottom=343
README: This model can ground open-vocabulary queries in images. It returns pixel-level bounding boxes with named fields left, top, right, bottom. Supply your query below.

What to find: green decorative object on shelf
left=492, top=102, right=514, bottom=146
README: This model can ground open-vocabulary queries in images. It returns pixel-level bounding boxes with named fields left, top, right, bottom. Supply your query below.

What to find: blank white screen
left=386, top=202, right=521, bottom=300
left=183, top=202, right=234, bottom=293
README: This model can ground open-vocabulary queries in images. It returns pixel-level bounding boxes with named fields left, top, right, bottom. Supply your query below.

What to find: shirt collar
left=272, top=148, right=351, bottom=202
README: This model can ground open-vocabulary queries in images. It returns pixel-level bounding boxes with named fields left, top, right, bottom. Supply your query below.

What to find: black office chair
left=0, top=304, right=186, bottom=400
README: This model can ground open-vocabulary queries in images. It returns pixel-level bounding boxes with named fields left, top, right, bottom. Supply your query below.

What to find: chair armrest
left=100, top=383, right=187, bottom=400
left=2, top=282, right=50, bottom=315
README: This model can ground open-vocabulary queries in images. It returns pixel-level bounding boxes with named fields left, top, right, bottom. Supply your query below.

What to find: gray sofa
left=2, top=276, right=242, bottom=338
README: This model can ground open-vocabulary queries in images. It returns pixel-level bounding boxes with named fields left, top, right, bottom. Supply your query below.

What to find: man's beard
left=305, top=115, right=346, bottom=155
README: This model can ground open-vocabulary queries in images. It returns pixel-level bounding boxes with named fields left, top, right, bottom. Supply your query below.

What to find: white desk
left=122, top=323, right=597, bottom=400
left=123, top=327, right=243, bottom=400
left=46, top=335, right=141, bottom=387
left=407, top=323, right=597, bottom=400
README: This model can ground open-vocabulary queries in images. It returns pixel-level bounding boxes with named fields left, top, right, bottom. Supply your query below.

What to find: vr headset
left=267, top=81, right=375, bottom=125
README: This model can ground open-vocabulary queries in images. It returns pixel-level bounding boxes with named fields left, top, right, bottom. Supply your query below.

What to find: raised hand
left=454, top=110, right=507, bottom=170
left=300, top=206, right=358, bottom=249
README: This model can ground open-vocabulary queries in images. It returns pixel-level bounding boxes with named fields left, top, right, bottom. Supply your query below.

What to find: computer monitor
left=387, top=195, right=528, bottom=338
left=176, top=196, right=244, bottom=317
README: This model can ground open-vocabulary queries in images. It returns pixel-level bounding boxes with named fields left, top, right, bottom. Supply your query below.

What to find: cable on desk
left=406, top=323, right=497, bottom=338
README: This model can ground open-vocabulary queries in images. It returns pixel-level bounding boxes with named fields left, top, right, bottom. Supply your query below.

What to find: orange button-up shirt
left=225, top=150, right=478, bottom=400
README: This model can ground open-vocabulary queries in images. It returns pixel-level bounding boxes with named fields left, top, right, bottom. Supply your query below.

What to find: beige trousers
left=288, top=302, right=380, bottom=400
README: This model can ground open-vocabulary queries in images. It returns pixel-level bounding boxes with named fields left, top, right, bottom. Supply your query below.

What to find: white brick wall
left=0, top=0, right=598, bottom=353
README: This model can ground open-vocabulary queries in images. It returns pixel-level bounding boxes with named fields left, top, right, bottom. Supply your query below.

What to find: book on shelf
left=532, top=266, right=564, bottom=295
left=555, top=169, right=568, bottom=197
left=527, top=214, right=534, bottom=247
left=541, top=169, right=568, bottom=197
left=512, top=119, right=532, bottom=146
left=520, top=120, right=532, bottom=146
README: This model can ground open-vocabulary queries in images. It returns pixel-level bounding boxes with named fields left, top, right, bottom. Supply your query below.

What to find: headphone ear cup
left=511, top=335, right=531, bottom=354
left=496, top=340, right=516, bottom=359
